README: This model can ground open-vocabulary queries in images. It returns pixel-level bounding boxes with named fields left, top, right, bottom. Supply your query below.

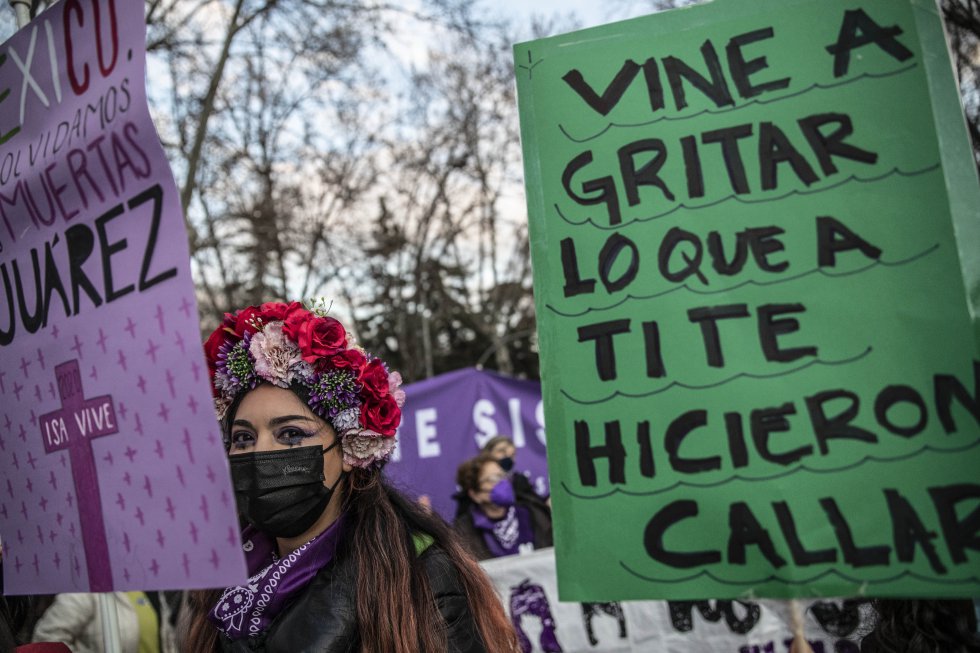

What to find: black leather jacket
left=219, top=545, right=486, bottom=652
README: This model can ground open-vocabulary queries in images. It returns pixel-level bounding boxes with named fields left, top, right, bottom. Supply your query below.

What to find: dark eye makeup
left=229, top=425, right=319, bottom=450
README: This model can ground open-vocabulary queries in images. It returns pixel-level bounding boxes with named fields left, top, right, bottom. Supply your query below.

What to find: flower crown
left=203, top=301, right=404, bottom=469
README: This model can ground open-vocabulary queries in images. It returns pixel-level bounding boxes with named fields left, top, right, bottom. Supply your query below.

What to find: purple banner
left=0, top=0, right=247, bottom=593
left=385, top=368, right=548, bottom=521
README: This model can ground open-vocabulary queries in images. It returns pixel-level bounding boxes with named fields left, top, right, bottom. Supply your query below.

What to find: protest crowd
left=2, top=0, right=980, bottom=651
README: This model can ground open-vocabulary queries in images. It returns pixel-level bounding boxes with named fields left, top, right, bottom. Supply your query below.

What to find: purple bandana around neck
left=470, top=504, right=534, bottom=557
left=209, top=515, right=348, bottom=640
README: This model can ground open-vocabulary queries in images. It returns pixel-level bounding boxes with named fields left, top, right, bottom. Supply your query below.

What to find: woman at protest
left=480, top=435, right=548, bottom=504
left=184, top=301, right=519, bottom=652
left=453, top=453, right=553, bottom=561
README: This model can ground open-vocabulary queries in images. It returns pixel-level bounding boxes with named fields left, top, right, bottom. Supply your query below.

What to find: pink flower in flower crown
left=388, top=371, right=405, bottom=407
left=342, top=430, right=397, bottom=468
left=249, top=322, right=302, bottom=387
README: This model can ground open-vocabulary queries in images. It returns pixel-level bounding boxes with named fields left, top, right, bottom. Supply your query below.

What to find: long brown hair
left=183, top=467, right=520, bottom=652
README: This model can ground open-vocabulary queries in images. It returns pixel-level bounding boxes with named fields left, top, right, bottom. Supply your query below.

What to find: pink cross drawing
left=39, top=360, right=119, bottom=591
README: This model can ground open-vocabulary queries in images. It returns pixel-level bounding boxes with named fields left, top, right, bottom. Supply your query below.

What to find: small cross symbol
left=206, top=466, right=216, bottom=483
left=156, top=529, right=165, bottom=547
left=135, top=507, right=145, bottom=526
left=16, top=529, right=24, bottom=545
left=7, top=479, right=14, bottom=498
left=19, top=501, right=27, bottom=519
left=165, top=370, right=176, bottom=398
left=174, top=331, right=186, bottom=353
left=48, top=382, right=56, bottom=399
left=0, top=370, right=5, bottom=393
left=36, top=525, right=44, bottom=544
left=66, top=492, right=73, bottom=508
left=187, top=394, right=199, bottom=415
left=179, top=297, right=193, bottom=318
left=19, top=356, right=30, bottom=378
left=48, top=529, right=56, bottom=542
left=13, top=382, right=23, bottom=401
left=123, top=472, right=132, bottom=485
left=56, top=512, right=64, bottom=525
left=33, top=385, right=41, bottom=402
left=26, top=450, right=36, bottom=469
left=118, top=403, right=128, bottom=421
left=182, top=553, right=191, bottom=577
left=29, top=410, right=36, bottom=427
left=123, top=532, right=131, bottom=553
left=227, top=526, right=237, bottom=547
left=48, top=471, right=57, bottom=490
left=14, top=557, right=22, bottom=573
left=182, top=428, right=195, bottom=463
left=189, top=521, right=199, bottom=544
left=103, top=451, right=113, bottom=465
left=209, top=549, right=220, bottom=569
left=116, top=350, right=128, bottom=371
left=124, top=446, right=137, bottom=463
left=199, top=495, right=210, bottom=522
left=51, top=324, right=59, bottom=338
left=155, top=304, right=166, bottom=333
left=18, top=424, right=26, bottom=441
left=176, top=466, right=186, bottom=487
left=32, top=554, right=40, bottom=575
left=145, top=339, right=161, bottom=363
left=36, top=348, right=45, bottom=370
left=115, top=493, right=126, bottom=511
left=220, top=490, right=230, bottom=508
left=165, top=497, right=176, bottom=520
left=2, top=415, right=9, bottom=431
left=154, top=440, right=164, bottom=459
left=53, top=552, right=61, bottom=569
left=191, top=361, right=201, bottom=382
left=143, top=475, right=153, bottom=498
left=123, top=568, right=131, bottom=582
left=96, top=328, right=108, bottom=353
left=157, top=402, right=170, bottom=423
left=134, top=413, right=143, bottom=435
left=0, top=504, right=6, bottom=519
left=70, top=335, right=83, bottom=359
left=11, top=452, right=19, bottom=470
left=136, top=376, right=147, bottom=393
left=124, top=317, right=137, bottom=338
left=24, top=477, right=32, bottom=493
left=149, top=559, right=160, bottom=576
left=89, top=365, right=98, bottom=381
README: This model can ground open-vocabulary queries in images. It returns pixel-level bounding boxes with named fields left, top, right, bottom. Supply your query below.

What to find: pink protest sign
left=0, top=0, right=248, bottom=593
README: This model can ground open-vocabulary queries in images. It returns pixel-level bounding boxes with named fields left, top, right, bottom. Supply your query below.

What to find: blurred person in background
left=454, top=453, right=552, bottom=561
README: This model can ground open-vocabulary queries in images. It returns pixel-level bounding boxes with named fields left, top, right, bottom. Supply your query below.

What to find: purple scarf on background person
left=471, top=504, right=535, bottom=557
left=209, top=515, right=347, bottom=640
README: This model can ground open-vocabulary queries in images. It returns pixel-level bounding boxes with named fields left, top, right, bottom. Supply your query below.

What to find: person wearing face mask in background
left=453, top=453, right=553, bottom=561
left=480, top=436, right=549, bottom=505
left=182, top=301, right=520, bottom=652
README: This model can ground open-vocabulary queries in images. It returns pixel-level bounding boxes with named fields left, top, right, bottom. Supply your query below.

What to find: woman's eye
left=277, top=428, right=310, bottom=446
left=230, top=432, right=255, bottom=450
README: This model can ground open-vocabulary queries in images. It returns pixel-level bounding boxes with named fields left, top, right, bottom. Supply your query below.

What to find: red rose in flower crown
left=358, top=359, right=390, bottom=400
left=203, top=299, right=403, bottom=468
left=360, top=394, right=400, bottom=436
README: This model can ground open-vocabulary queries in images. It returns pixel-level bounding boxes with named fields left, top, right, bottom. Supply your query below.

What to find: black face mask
left=497, top=456, right=515, bottom=473
left=229, top=441, right=342, bottom=538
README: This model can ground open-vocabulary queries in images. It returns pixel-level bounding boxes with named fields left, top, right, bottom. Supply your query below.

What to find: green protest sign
left=514, top=0, right=980, bottom=600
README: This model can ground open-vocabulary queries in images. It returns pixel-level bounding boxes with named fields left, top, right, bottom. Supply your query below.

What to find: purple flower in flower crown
left=305, top=369, right=361, bottom=422
left=214, top=332, right=256, bottom=398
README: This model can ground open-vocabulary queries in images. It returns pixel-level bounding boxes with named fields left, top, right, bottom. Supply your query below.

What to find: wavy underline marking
left=545, top=244, right=940, bottom=318
left=560, top=347, right=872, bottom=406
left=558, top=439, right=980, bottom=500
left=558, top=63, right=919, bottom=144
left=619, top=561, right=980, bottom=587
left=555, top=164, right=941, bottom=230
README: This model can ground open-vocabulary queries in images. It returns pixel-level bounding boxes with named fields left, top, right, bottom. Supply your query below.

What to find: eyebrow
left=232, top=415, right=318, bottom=429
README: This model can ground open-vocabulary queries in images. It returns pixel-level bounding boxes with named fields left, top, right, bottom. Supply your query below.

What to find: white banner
left=480, top=549, right=871, bottom=653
